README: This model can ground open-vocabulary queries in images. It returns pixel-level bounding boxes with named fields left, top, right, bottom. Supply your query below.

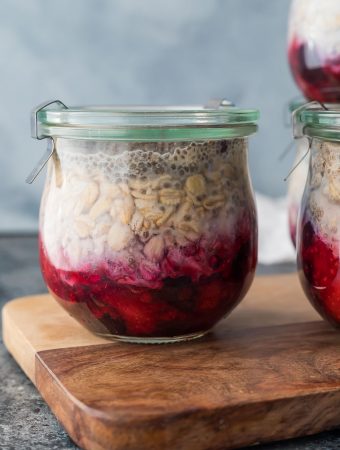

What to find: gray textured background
left=0, top=0, right=298, bottom=232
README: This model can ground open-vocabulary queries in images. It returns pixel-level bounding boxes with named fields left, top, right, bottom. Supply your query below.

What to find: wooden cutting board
left=3, top=273, right=340, bottom=450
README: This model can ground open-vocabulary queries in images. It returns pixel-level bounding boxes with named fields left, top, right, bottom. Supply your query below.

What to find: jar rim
left=295, top=103, right=340, bottom=141
left=33, top=101, right=259, bottom=142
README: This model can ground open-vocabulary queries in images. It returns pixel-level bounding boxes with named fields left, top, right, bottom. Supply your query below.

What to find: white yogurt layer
left=289, top=0, right=340, bottom=57
left=306, top=139, right=340, bottom=247
left=40, top=138, right=251, bottom=270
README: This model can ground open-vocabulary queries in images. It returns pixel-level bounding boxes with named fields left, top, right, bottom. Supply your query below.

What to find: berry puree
left=298, top=217, right=340, bottom=326
left=40, top=223, right=256, bottom=339
left=288, top=37, right=340, bottom=102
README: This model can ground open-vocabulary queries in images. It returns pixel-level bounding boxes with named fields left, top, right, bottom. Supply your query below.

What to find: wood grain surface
left=36, top=321, right=340, bottom=450
left=2, top=293, right=108, bottom=382
left=4, top=273, right=340, bottom=450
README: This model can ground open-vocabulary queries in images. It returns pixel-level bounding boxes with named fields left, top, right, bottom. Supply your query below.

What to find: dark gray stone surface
left=0, top=235, right=339, bottom=450
left=0, top=236, right=77, bottom=450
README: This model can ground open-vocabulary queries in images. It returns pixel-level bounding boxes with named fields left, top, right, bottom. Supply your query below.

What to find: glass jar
left=32, top=101, right=259, bottom=343
left=287, top=99, right=309, bottom=247
left=288, top=0, right=340, bottom=102
left=296, top=104, right=340, bottom=326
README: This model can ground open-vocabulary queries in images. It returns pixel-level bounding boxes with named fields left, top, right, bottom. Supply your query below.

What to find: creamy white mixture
left=40, top=138, right=249, bottom=270
left=306, top=139, right=340, bottom=244
left=289, top=0, right=340, bottom=57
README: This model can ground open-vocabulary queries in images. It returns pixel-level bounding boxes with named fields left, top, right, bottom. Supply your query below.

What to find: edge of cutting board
left=4, top=273, right=339, bottom=450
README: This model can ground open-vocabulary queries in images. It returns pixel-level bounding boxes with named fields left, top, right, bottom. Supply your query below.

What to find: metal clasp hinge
left=285, top=101, right=329, bottom=181
left=26, top=99, right=67, bottom=184
left=292, top=100, right=328, bottom=139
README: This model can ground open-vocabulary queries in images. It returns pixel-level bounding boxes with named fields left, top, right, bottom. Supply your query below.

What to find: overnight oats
left=32, top=101, right=259, bottom=343
left=296, top=105, right=340, bottom=327
left=288, top=0, right=340, bottom=102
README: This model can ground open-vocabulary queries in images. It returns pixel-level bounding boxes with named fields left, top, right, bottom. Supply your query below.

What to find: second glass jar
left=296, top=105, right=340, bottom=326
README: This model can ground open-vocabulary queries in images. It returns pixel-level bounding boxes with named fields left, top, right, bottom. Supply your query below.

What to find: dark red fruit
left=288, top=37, right=340, bottom=102
left=39, top=216, right=257, bottom=339
left=300, top=221, right=338, bottom=287
left=298, top=218, right=340, bottom=328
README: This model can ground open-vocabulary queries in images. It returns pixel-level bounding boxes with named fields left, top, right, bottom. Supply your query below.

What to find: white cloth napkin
left=255, top=192, right=296, bottom=265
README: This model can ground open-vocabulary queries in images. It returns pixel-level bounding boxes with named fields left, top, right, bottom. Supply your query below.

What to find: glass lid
left=32, top=100, right=259, bottom=141
left=295, top=102, right=340, bottom=141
